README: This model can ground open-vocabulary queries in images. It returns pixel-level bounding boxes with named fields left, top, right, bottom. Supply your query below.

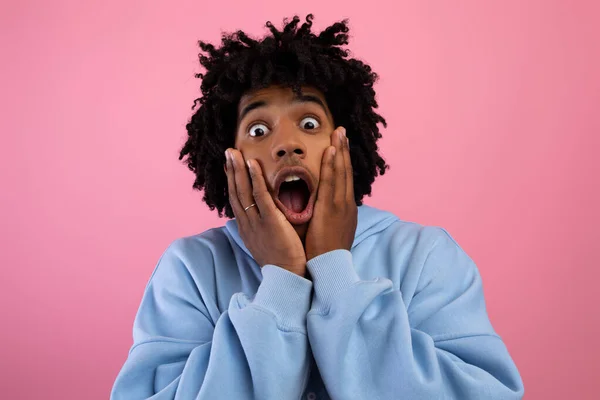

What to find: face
left=235, top=85, right=336, bottom=239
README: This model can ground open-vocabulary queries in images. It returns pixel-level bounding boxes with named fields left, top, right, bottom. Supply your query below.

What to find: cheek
left=237, top=143, right=261, bottom=161
left=238, top=146, right=276, bottom=188
left=234, top=130, right=244, bottom=149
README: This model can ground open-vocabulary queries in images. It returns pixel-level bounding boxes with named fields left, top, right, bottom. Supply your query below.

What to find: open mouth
left=273, top=167, right=316, bottom=225
left=278, top=178, right=311, bottom=213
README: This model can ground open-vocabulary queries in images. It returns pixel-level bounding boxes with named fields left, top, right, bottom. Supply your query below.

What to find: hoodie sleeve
left=305, top=227, right=524, bottom=400
left=111, top=239, right=313, bottom=400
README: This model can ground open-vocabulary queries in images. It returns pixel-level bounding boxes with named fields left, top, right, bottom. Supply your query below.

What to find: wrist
left=283, top=264, right=307, bottom=276
left=263, top=260, right=305, bottom=276
left=306, top=245, right=343, bottom=262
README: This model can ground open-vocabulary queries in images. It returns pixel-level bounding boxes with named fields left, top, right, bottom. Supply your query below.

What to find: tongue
left=279, top=187, right=308, bottom=213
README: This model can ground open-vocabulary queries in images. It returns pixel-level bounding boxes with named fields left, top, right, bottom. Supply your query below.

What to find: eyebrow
left=238, top=94, right=328, bottom=121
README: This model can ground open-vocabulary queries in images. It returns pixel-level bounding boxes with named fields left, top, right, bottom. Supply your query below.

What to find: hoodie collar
left=224, top=204, right=398, bottom=259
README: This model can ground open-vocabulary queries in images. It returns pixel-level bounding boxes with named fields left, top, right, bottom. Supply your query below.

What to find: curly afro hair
left=179, top=14, right=388, bottom=218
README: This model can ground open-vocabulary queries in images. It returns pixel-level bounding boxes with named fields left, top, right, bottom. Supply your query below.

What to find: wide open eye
left=300, top=117, right=320, bottom=130
left=248, top=123, right=270, bottom=137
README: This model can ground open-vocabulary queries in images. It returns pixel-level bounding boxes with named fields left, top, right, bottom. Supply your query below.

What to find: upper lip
left=273, top=166, right=315, bottom=197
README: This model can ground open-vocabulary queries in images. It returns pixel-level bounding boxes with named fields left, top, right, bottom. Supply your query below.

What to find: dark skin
left=224, top=85, right=358, bottom=277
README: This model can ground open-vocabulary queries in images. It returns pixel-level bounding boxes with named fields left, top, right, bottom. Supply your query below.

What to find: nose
left=270, top=124, right=307, bottom=161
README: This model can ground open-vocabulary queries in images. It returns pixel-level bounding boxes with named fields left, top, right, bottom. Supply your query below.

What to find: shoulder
left=390, top=220, right=479, bottom=285
left=375, top=214, right=454, bottom=253
left=147, top=227, right=233, bottom=287
left=164, top=227, right=231, bottom=261
left=368, top=210, right=476, bottom=277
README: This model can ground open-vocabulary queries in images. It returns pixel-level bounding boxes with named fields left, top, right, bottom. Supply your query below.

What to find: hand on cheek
left=224, top=149, right=307, bottom=276
left=304, top=126, right=358, bottom=261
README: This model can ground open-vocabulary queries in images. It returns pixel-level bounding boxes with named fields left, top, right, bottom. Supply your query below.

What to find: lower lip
left=275, top=196, right=315, bottom=225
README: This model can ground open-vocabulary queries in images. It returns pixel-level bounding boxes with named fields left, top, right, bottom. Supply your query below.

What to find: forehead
left=237, top=85, right=328, bottom=112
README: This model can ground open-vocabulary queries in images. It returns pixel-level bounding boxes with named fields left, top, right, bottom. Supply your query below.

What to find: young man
left=111, top=15, right=524, bottom=400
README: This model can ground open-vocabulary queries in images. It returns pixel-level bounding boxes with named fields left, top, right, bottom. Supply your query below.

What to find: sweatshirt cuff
left=252, top=265, right=313, bottom=331
left=306, top=249, right=360, bottom=313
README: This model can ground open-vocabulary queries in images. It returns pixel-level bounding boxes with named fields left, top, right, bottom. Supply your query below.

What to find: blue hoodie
left=111, top=205, right=524, bottom=399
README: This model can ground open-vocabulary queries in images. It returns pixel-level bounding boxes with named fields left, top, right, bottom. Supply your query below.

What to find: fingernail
left=246, top=159, right=253, bottom=171
left=225, top=150, right=231, bottom=161
left=227, top=150, right=236, bottom=170
left=340, top=127, right=346, bottom=137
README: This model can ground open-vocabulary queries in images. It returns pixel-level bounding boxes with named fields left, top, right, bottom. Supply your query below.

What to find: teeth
left=284, top=175, right=301, bottom=182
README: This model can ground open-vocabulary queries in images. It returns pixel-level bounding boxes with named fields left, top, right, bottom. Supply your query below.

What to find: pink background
left=1, top=0, right=599, bottom=399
